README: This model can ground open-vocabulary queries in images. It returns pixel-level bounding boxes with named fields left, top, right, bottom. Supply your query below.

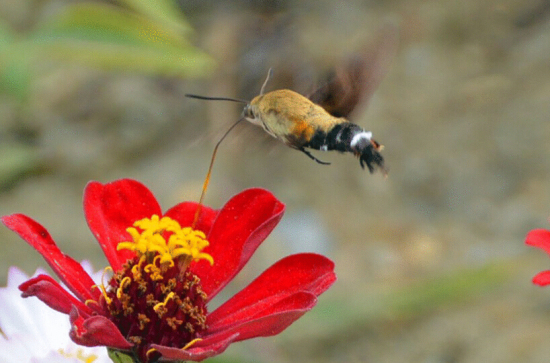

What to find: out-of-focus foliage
left=0, top=0, right=214, bottom=189
left=0, top=143, right=39, bottom=189
left=0, top=0, right=214, bottom=99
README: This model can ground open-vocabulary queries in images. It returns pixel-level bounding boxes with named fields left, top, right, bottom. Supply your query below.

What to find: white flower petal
left=0, top=263, right=112, bottom=363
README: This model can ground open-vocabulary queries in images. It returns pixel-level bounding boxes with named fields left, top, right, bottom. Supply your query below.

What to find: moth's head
left=242, top=103, right=253, bottom=120
left=242, top=96, right=262, bottom=125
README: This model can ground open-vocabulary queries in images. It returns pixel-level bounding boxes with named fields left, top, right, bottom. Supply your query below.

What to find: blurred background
left=1, top=0, right=550, bottom=362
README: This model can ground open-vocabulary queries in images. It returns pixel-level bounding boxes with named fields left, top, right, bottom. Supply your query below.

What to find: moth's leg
left=298, top=147, right=331, bottom=165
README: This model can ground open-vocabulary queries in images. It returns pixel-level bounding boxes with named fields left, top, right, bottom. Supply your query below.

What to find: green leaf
left=34, top=3, right=190, bottom=48
left=27, top=2, right=215, bottom=78
left=34, top=40, right=214, bottom=78
left=108, top=349, right=137, bottom=363
left=117, top=0, right=193, bottom=36
left=0, top=2, right=214, bottom=97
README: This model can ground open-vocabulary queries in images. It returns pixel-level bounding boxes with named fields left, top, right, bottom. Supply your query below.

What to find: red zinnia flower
left=526, top=227, right=550, bottom=286
left=1, top=179, right=336, bottom=362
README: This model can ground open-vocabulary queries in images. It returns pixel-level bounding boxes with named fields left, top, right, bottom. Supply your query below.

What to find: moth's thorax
left=252, top=89, right=332, bottom=119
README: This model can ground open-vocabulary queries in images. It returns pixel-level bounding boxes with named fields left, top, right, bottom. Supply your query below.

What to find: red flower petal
left=533, top=270, right=550, bottom=286
left=1, top=214, right=99, bottom=302
left=156, top=291, right=317, bottom=363
left=19, top=274, right=94, bottom=315
left=207, top=253, right=335, bottom=331
left=84, top=179, right=162, bottom=271
left=526, top=229, right=550, bottom=255
left=69, top=307, right=133, bottom=349
left=152, top=333, right=239, bottom=362
left=191, top=188, right=285, bottom=300
left=204, top=292, right=316, bottom=345
left=164, top=201, right=217, bottom=234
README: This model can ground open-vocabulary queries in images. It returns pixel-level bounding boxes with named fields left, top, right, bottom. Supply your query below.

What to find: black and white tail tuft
left=304, top=123, right=385, bottom=173
left=350, top=132, right=385, bottom=173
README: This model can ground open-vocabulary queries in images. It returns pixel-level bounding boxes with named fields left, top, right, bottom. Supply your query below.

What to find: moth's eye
left=243, top=104, right=254, bottom=119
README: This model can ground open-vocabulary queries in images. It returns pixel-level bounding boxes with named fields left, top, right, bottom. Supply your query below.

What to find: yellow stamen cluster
left=117, top=215, right=213, bottom=266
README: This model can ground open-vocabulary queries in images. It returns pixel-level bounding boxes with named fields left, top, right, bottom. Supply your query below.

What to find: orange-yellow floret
left=117, top=215, right=214, bottom=267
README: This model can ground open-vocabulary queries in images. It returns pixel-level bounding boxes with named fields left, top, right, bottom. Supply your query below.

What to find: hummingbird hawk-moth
left=187, top=24, right=397, bottom=174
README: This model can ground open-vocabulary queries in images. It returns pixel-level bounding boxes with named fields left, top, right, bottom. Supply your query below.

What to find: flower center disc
left=101, top=215, right=212, bottom=361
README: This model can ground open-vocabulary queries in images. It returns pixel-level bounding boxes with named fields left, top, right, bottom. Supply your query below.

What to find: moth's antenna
left=185, top=94, right=249, bottom=104
left=192, top=117, right=245, bottom=228
left=259, top=68, right=273, bottom=96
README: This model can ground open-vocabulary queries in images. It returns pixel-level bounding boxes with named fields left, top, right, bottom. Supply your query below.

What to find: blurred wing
left=308, top=23, right=399, bottom=119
